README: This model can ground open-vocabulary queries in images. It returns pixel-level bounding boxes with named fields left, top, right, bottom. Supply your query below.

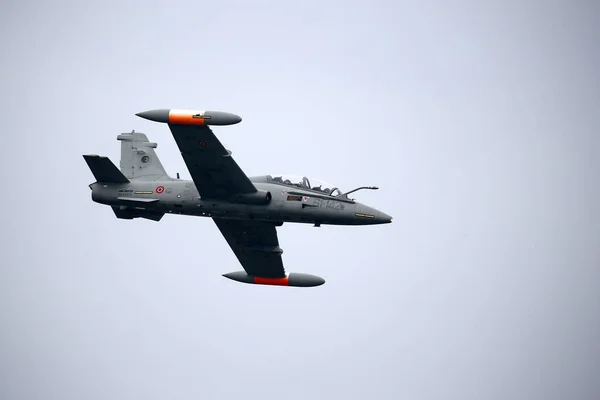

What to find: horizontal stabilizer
left=112, top=206, right=164, bottom=222
left=83, top=155, right=129, bottom=183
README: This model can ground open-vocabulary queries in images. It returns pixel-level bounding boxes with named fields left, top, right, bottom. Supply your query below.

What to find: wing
left=136, top=108, right=255, bottom=199
left=168, top=124, right=257, bottom=199
left=213, top=218, right=286, bottom=278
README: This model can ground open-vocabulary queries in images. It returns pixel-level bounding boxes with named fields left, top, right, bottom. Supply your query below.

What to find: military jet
left=84, top=109, right=392, bottom=287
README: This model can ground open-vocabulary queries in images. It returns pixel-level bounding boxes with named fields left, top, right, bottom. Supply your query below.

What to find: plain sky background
left=1, top=1, right=599, bottom=399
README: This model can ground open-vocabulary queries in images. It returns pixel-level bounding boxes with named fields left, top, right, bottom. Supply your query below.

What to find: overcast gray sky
left=1, top=1, right=599, bottom=399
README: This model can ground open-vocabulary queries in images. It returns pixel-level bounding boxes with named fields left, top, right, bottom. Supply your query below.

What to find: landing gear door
left=181, top=182, right=197, bottom=210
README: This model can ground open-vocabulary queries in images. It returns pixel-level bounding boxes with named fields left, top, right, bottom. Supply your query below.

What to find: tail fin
left=117, top=131, right=168, bottom=179
left=83, top=155, right=129, bottom=183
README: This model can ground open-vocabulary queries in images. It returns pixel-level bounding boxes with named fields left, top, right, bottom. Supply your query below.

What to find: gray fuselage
left=90, top=176, right=392, bottom=226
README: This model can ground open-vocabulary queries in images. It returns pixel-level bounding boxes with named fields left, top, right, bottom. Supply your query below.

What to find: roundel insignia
left=198, top=140, right=207, bottom=147
left=156, top=185, right=165, bottom=194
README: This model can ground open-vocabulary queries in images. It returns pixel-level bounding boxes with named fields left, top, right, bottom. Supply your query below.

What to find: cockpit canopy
left=265, top=174, right=344, bottom=197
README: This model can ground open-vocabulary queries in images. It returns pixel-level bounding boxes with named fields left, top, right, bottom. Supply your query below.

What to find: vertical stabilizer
left=117, top=131, right=168, bottom=179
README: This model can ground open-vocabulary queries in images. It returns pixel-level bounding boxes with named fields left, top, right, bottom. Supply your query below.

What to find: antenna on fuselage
left=340, top=186, right=379, bottom=200
left=177, top=172, right=180, bottom=179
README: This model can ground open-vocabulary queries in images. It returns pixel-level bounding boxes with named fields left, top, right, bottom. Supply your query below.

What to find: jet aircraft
left=84, top=109, right=392, bottom=287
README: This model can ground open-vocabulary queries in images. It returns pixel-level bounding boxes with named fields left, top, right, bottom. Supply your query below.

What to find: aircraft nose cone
left=378, top=211, right=393, bottom=224
left=354, top=203, right=392, bottom=225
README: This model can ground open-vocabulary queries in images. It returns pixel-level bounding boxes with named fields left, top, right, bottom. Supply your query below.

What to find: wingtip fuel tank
left=136, top=109, right=242, bottom=126
left=223, top=271, right=325, bottom=287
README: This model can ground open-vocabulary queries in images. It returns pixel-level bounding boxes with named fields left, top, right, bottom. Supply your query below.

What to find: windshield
left=266, top=174, right=343, bottom=196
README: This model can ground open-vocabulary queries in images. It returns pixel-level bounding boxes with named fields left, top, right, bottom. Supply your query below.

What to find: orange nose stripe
left=168, top=111, right=205, bottom=125
left=254, top=276, right=289, bottom=286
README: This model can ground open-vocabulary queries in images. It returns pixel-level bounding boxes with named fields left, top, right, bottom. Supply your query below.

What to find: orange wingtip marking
left=254, top=276, right=289, bottom=286
left=168, top=111, right=205, bottom=125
